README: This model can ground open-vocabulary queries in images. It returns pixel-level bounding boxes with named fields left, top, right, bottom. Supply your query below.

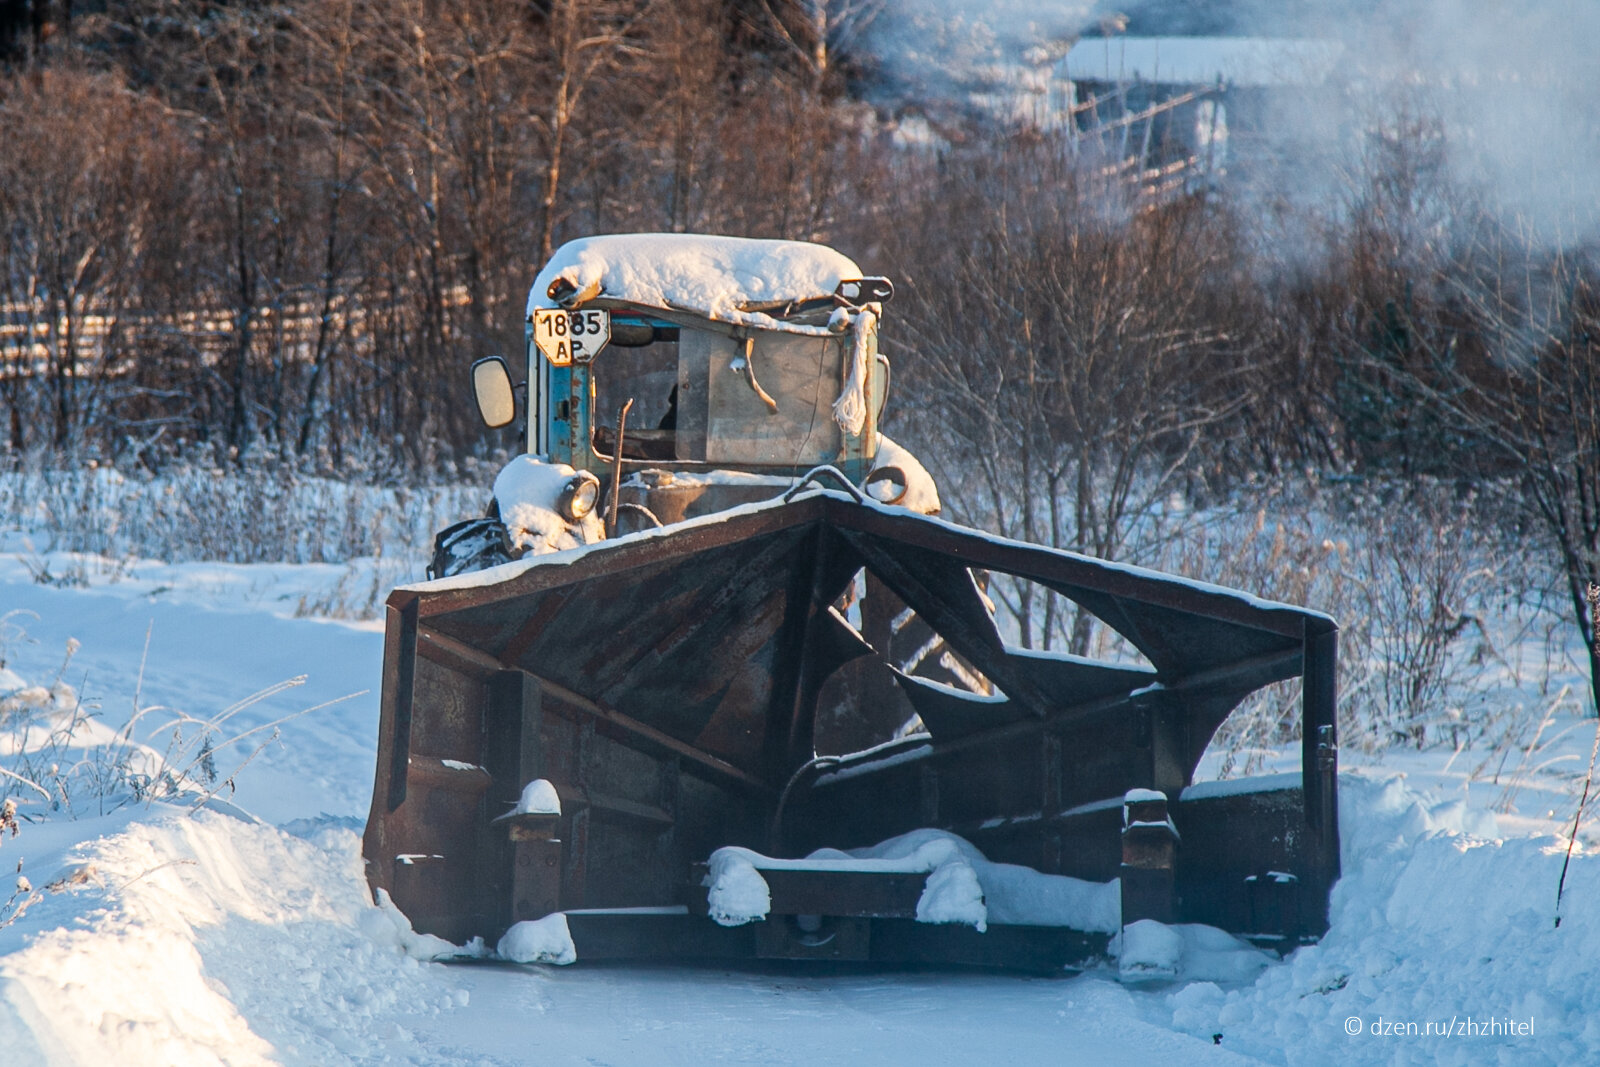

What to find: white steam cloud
left=865, top=0, right=1600, bottom=246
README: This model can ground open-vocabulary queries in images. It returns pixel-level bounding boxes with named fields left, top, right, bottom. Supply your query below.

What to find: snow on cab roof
left=527, top=233, right=863, bottom=331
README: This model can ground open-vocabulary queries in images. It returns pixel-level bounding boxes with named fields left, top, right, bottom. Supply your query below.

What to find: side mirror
left=471, top=357, right=516, bottom=429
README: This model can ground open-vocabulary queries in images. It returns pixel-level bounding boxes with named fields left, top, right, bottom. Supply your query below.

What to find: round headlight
left=558, top=472, right=600, bottom=521
left=863, top=466, right=909, bottom=506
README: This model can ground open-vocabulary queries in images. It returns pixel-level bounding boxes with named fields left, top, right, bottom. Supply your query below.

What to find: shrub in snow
left=0, top=624, right=339, bottom=818
left=0, top=461, right=486, bottom=618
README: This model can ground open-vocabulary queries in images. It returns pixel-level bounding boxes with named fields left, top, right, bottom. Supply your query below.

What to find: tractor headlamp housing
left=558, top=472, right=601, bottom=522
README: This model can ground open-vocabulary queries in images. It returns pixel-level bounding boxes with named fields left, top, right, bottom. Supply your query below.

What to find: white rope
left=831, top=306, right=876, bottom=436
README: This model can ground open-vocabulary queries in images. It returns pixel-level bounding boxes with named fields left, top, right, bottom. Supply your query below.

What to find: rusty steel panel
left=687, top=865, right=927, bottom=919
left=756, top=915, right=873, bottom=961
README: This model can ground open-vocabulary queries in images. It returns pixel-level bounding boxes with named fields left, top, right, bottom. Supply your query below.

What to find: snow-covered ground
left=2, top=545, right=1599, bottom=1064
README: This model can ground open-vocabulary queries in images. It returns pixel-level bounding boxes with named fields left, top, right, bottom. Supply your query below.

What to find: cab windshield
left=591, top=317, right=845, bottom=468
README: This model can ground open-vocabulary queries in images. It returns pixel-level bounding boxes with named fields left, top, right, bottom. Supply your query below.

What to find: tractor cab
left=458, top=234, right=927, bottom=564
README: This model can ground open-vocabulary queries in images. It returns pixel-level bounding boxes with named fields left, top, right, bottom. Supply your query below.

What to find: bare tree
left=1359, top=237, right=1600, bottom=717
left=888, top=144, right=1259, bottom=652
left=531, top=0, right=659, bottom=261
left=747, top=0, right=886, bottom=96
left=0, top=68, right=180, bottom=451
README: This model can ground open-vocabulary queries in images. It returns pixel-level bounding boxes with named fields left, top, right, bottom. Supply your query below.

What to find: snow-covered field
left=3, top=543, right=1599, bottom=1065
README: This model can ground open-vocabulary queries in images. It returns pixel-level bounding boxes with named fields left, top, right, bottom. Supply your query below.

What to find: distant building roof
left=1061, top=37, right=1344, bottom=88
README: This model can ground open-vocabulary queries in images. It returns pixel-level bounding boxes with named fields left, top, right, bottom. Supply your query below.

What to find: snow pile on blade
left=1117, top=918, right=1186, bottom=981
left=703, top=829, right=1121, bottom=933
left=509, top=778, right=561, bottom=817
left=1115, top=920, right=1275, bottom=985
left=528, top=233, right=861, bottom=330
left=497, top=913, right=575, bottom=965
left=704, top=848, right=774, bottom=927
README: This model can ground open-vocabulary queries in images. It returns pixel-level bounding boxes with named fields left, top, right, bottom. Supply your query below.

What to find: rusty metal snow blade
left=364, top=490, right=1339, bottom=962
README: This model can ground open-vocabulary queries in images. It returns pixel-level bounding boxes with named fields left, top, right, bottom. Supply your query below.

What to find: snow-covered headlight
left=863, top=466, right=908, bottom=506
left=557, top=472, right=600, bottom=522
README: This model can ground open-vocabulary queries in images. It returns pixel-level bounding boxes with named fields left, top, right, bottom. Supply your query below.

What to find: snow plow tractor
left=363, top=234, right=1340, bottom=972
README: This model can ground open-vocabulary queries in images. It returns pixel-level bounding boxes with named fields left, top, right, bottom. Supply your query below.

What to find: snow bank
left=1, top=650, right=226, bottom=818
left=1175, top=923, right=1279, bottom=984
left=1166, top=771, right=1600, bottom=1062
left=1, top=686, right=161, bottom=757
left=0, top=811, right=470, bottom=1065
left=368, top=887, right=486, bottom=963
left=528, top=234, right=862, bottom=333
left=0, top=586, right=384, bottom=828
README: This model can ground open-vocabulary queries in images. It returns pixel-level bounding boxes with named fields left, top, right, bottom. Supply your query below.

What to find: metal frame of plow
left=364, top=490, right=1339, bottom=962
